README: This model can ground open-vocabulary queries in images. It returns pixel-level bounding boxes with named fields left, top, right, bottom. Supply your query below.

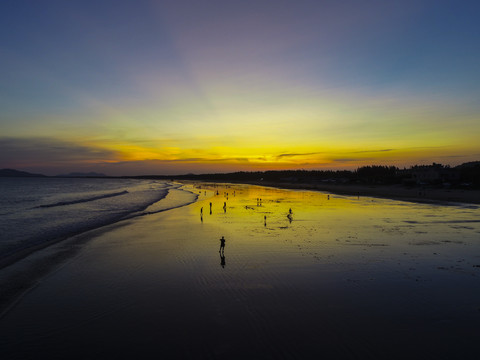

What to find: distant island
left=56, top=172, right=107, bottom=178
left=0, top=169, right=46, bottom=177
left=0, top=169, right=108, bottom=178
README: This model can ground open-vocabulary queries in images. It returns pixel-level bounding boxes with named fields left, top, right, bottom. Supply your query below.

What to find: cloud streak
left=276, top=152, right=323, bottom=159
left=352, top=149, right=394, bottom=154
left=0, top=137, right=119, bottom=167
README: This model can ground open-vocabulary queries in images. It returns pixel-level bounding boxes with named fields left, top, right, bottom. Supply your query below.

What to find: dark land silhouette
left=129, top=161, right=480, bottom=189
left=3, top=161, right=480, bottom=188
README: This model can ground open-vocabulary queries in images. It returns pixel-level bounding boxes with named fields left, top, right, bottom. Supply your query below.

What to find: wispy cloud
left=331, top=158, right=359, bottom=163
left=276, top=152, right=323, bottom=159
left=0, top=137, right=119, bottom=167
left=352, top=149, right=394, bottom=154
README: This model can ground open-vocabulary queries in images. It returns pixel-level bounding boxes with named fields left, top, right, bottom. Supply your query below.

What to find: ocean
left=0, top=177, right=197, bottom=261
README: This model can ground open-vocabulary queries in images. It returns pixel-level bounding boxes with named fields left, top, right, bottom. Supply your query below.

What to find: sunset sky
left=1, top=0, right=479, bottom=176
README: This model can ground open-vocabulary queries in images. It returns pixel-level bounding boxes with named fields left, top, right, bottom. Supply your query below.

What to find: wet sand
left=1, top=183, right=480, bottom=359
left=241, top=181, right=480, bottom=205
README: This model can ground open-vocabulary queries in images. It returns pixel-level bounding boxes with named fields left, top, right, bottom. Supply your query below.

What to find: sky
left=1, top=0, right=479, bottom=176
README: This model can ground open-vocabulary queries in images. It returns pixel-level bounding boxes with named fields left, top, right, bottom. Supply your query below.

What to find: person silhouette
left=219, top=236, right=226, bottom=254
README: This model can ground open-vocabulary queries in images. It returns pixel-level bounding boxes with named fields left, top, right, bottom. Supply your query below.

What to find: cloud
left=352, top=149, right=394, bottom=154
left=275, top=152, right=323, bottom=159
left=275, top=149, right=393, bottom=161
left=110, top=156, right=255, bottom=164
left=330, top=158, right=363, bottom=163
left=0, top=137, right=119, bottom=167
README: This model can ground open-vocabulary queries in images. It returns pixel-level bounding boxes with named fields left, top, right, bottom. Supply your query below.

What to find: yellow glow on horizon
left=8, top=71, right=479, bottom=174
left=76, top=133, right=476, bottom=171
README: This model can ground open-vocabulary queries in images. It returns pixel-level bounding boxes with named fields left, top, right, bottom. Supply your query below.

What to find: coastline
left=0, top=183, right=199, bottom=316
left=0, top=182, right=199, bottom=271
left=222, top=181, right=480, bottom=206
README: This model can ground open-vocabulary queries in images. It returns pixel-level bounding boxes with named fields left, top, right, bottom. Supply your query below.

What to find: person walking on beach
left=219, top=236, right=226, bottom=254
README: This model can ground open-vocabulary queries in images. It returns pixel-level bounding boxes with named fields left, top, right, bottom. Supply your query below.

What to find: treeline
left=168, top=166, right=401, bottom=185
left=138, top=162, right=480, bottom=188
left=456, top=162, right=480, bottom=187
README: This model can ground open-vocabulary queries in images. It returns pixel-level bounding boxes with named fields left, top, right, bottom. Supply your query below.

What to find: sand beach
left=1, top=182, right=479, bottom=359
left=240, top=180, right=480, bottom=205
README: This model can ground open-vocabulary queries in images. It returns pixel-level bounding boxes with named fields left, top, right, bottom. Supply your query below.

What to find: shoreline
left=0, top=183, right=197, bottom=271
left=209, top=180, right=480, bottom=206
left=0, top=184, right=199, bottom=316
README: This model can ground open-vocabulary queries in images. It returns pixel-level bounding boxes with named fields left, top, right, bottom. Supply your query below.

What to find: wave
left=127, top=188, right=199, bottom=219
left=35, top=190, right=129, bottom=208
left=0, top=183, right=200, bottom=268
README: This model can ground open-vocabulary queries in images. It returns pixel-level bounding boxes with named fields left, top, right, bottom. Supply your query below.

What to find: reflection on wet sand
left=1, top=182, right=480, bottom=359
left=220, top=253, right=226, bottom=268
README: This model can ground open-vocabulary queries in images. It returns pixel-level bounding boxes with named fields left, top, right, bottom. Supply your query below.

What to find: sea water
left=0, top=177, right=197, bottom=260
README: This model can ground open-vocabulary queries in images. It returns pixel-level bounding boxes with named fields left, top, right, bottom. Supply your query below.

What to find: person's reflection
left=219, top=236, right=226, bottom=268
left=220, top=253, right=226, bottom=268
